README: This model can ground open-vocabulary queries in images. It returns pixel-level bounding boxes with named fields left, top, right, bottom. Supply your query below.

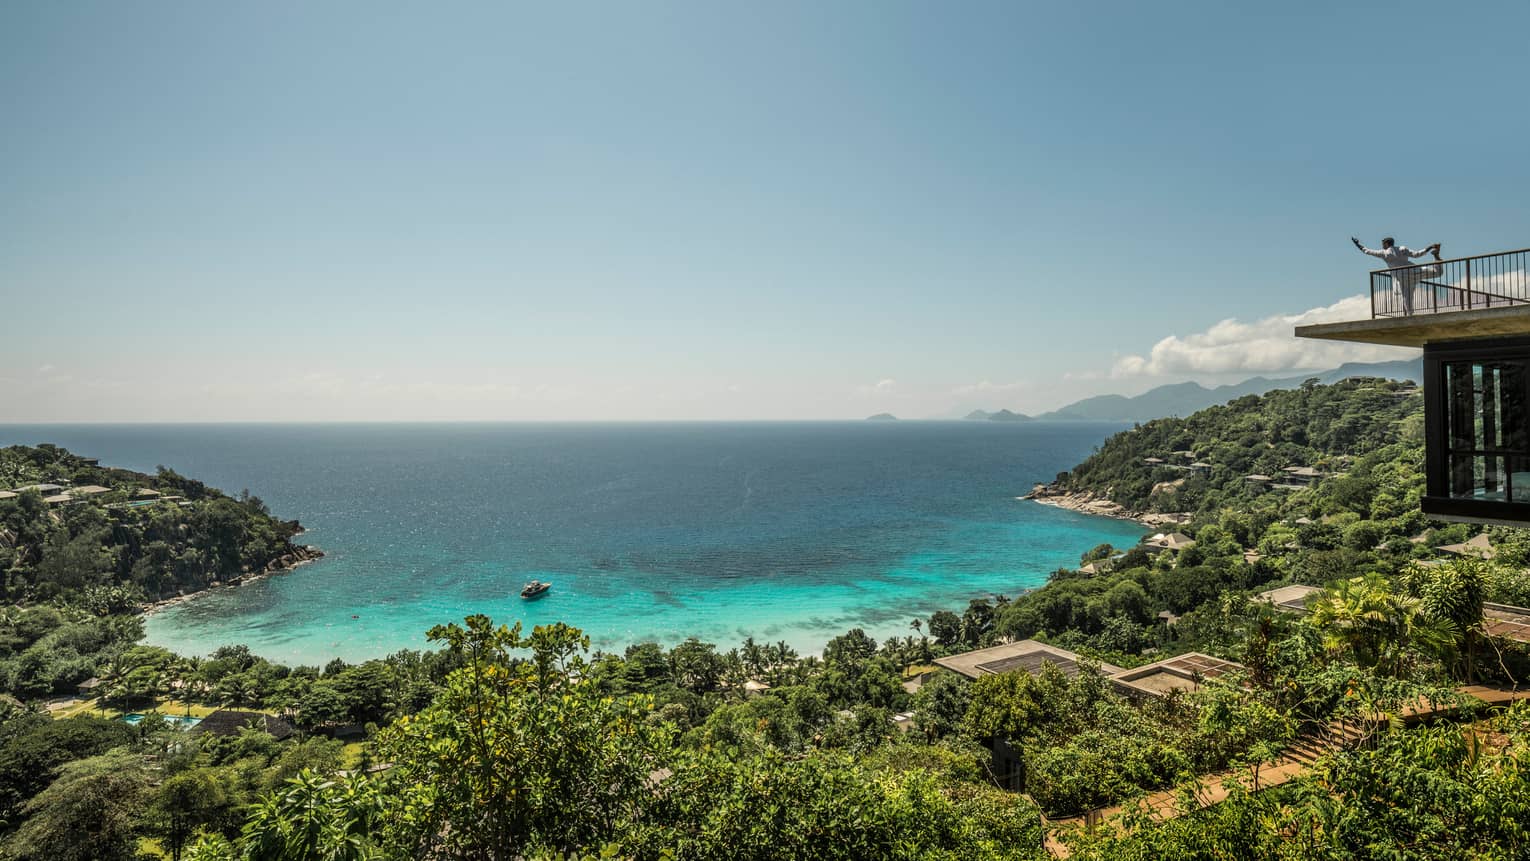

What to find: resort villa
left=1107, top=653, right=1246, bottom=702
left=1297, top=245, right=1530, bottom=525
left=191, top=709, right=297, bottom=741
left=934, top=640, right=1127, bottom=681
left=1143, top=532, right=1196, bottom=553
left=1256, top=584, right=1324, bottom=615
left=933, top=640, right=1248, bottom=786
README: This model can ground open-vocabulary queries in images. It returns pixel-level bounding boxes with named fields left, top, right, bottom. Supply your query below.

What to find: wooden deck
left=1043, top=684, right=1530, bottom=858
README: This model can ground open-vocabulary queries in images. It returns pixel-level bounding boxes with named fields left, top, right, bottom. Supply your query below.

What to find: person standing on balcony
left=1351, top=236, right=1444, bottom=315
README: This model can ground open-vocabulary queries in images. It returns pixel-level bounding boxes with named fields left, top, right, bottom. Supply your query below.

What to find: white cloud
left=1111, top=295, right=1418, bottom=377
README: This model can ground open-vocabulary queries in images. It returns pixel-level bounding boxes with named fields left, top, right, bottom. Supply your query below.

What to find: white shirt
left=1358, top=243, right=1430, bottom=269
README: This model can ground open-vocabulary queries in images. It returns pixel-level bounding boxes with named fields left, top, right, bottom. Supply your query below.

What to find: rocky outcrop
left=1024, top=483, right=1191, bottom=529
left=1025, top=483, right=1132, bottom=520
left=143, top=541, right=325, bottom=615
left=262, top=543, right=325, bottom=574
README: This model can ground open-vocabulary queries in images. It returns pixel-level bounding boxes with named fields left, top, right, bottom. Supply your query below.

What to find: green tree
left=913, top=671, right=971, bottom=741
left=1308, top=573, right=1456, bottom=678
left=1406, top=558, right=1486, bottom=682
left=926, top=610, right=961, bottom=646
left=377, top=616, right=669, bottom=859
left=150, top=769, right=233, bottom=861
left=239, top=771, right=380, bottom=861
left=6, top=749, right=150, bottom=861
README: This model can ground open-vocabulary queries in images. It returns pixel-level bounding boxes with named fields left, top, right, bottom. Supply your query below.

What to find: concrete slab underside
left=1296, top=305, right=1530, bottom=347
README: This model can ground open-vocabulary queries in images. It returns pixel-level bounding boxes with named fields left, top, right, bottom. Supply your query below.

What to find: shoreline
left=140, top=543, right=325, bottom=618
left=1023, top=483, right=1190, bottom=530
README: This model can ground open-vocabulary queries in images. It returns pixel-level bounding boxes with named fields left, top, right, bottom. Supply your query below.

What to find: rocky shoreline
left=140, top=541, right=325, bottom=617
left=1022, top=483, right=1190, bottom=529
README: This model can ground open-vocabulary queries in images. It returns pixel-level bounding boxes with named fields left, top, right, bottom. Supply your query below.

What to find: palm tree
left=1309, top=574, right=1457, bottom=678
left=740, top=637, right=767, bottom=678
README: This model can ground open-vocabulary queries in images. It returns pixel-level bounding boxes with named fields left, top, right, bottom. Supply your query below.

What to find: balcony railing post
left=1467, top=258, right=1475, bottom=308
left=1371, top=275, right=1377, bottom=319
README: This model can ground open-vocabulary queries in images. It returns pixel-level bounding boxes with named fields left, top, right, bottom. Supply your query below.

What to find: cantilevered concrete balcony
left=1297, top=248, right=1530, bottom=348
left=1296, top=247, right=1530, bottom=525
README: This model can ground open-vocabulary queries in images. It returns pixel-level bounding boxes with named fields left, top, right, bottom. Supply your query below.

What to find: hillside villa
left=1297, top=245, right=1530, bottom=525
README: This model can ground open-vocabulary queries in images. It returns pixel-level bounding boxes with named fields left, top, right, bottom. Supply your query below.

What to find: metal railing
left=1370, top=247, right=1530, bottom=318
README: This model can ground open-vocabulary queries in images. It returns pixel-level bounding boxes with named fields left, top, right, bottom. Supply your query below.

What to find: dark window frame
left=1423, top=336, right=1530, bottom=524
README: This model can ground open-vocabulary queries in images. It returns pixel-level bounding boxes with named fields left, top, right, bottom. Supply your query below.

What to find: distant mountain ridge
left=962, top=358, right=1422, bottom=424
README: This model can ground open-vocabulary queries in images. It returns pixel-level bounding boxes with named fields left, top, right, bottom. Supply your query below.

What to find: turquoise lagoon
left=0, top=422, right=1144, bottom=664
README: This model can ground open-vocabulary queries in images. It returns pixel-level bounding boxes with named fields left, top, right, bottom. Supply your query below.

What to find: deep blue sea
left=0, top=423, right=1143, bottom=664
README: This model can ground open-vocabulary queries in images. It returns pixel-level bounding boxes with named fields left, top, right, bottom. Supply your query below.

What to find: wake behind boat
left=520, top=580, right=551, bottom=600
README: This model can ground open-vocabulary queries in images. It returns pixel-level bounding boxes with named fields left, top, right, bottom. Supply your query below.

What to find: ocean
left=0, top=422, right=1143, bottom=664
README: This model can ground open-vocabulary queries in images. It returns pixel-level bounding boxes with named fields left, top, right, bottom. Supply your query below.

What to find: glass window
left=1444, top=360, right=1530, bottom=501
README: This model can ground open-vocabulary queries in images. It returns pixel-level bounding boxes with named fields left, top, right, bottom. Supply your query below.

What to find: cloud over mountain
left=1111, top=295, right=1418, bottom=377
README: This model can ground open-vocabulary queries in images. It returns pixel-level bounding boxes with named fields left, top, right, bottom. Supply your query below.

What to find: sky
left=4, top=1, right=1529, bottom=422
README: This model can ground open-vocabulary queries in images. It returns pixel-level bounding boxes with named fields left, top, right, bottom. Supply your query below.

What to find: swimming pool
left=122, top=713, right=202, bottom=730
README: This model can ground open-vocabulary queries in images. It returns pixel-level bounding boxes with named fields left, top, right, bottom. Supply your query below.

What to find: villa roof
left=1438, top=533, right=1495, bottom=559
left=43, top=494, right=73, bottom=504
left=1145, top=532, right=1196, bottom=551
left=134, top=488, right=162, bottom=498
left=1245, top=474, right=1272, bottom=482
left=1143, top=457, right=1164, bottom=464
left=0, top=491, right=15, bottom=500
left=191, top=709, right=295, bottom=741
left=1109, top=652, right=1245, bottom=699
left=13, top=484, right=63, bottom=493
left=72, top=485, right=111, bottom=495
left=934, top=640, right=1125, bottom=681
left=1256, top=584, right=1323, bottom=614
left=1483, top=603, right=1530, bottom=644
left=1189, top=461, right=1212, bottom=468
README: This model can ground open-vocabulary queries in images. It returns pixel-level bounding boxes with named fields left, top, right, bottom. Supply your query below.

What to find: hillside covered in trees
left=1051, top=376, right=1423, bottom=515
left=1, top=444, right=318, bottom=608
left=4, top=381, right=1530, bottom=859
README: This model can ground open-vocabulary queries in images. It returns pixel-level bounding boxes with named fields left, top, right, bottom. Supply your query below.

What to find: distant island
left=964, top=409, right=1031, bottom=422
left=865, top=412, right=898, bottom=421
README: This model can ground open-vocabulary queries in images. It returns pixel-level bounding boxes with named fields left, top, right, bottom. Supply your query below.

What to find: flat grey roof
left=935, top=639, right=1124, bottom=680
left=1257, top=584, right=1323, bottom=613
left=1109, top=653, right=1245, bottom=698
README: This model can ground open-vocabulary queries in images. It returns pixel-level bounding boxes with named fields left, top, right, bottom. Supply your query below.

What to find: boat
left=520, top=580, right=551, bottom=600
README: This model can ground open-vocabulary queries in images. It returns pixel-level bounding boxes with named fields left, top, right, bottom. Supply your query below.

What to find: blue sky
left=4, top=1, right=1528, bottom=421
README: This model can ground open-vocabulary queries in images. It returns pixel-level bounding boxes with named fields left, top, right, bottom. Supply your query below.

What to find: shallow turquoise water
left=1, top=422, right=1143, bottom=664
